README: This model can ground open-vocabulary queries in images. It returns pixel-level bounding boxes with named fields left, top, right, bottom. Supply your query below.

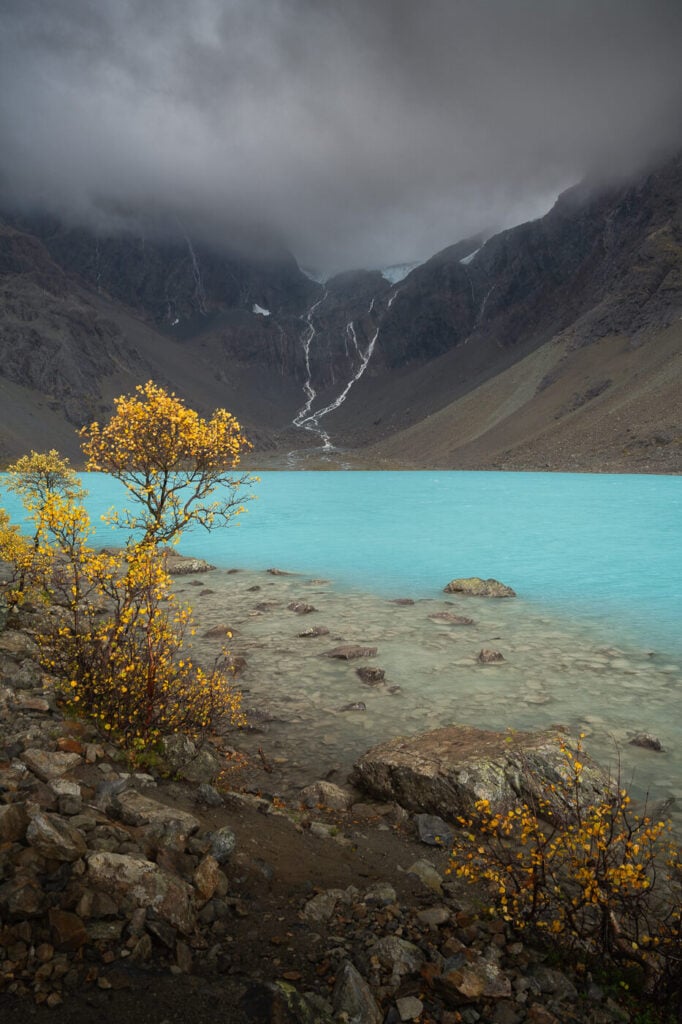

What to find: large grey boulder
left=443, top=577, right=516, bottom=598
left=351, top=725, right=611, bottom=824
left=112, top=790, right=200, bottom=843
left=86, top=852, right=195, bottom=933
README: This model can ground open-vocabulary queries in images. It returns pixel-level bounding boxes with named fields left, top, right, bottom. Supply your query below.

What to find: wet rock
left=287, top=601, right=316, bottom=614
left=356, top=667, right=386, bottom=685
left=390, top=598, right=415, bottom=606
left=364, top=882, right=397, bottom=906
left=164, top=553, right=215, bottom=575
left=208, top=825, right=237, bottom=864
left=629, top=732, right=663, bottom=751
left=428, top=612, right=475, bottom=625
left=26, top=811, right=87, bottom=861
left=333, top=960, right=382, bottom=1024
left=202, top=624, right=237, bottom=638
left=48, top=909, right=87, bottom=951
left=86, top=852, right=196, bottom=933
left=48, top=778, right=83, bottom=816
left=404, top=860, right=442, bottom=893
left=371, top=935, right=425, bottom=981
left=112, top=791, right=200, bottom=841
left=0, top=629, right=40, bottom=659
left=440, top=957, right=512, bottom=1001
left=0, top=801, right=29, bottom=842
left=352, top=725, right=611, bottom=824
left=193, top=855, right=222, bottom=901
left=396, top=996, right=424, bottom=1021
left=195, top=783, right=224, bottom=807
left=241, top=980, right=332, bottom=1023
left=478, top=649, right=505, bottom=664
left=162, top=734, right=220, bottom=784
left=22, top=748, right=82, bottom=781
left=338, top=702, right=367, bottom=712
left=443, top=577, right=516, bottom=598
left=414, top=813, right=454, bottom=847
left=2, top=876, right=49, bottom=917
left=530, top=966, right=578, bottom=1000
left=416, top=906, right=450, bottom=928
left=298, top=625, right=330, bottom=638
left=267, top=568, right=294, bottom=576
left=302, top=889, right=343, bottom=922
left=299, top=780, right=355, bottom=810
left=324, top=645, right=378, bottom=660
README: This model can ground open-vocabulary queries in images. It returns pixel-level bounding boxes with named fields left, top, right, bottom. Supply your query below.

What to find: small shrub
left=449, top=736, right=681, bottom=1010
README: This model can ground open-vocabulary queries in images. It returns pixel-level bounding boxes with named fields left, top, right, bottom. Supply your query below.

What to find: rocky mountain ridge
left=0, top=153, right=680, bottom=469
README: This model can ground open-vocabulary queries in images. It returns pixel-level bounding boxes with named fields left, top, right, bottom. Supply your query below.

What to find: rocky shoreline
left=0, top=567, right=674, bottom=1023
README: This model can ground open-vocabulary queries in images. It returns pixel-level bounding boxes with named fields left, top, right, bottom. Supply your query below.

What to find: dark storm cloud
left=1, top=0, right=681, bottom=270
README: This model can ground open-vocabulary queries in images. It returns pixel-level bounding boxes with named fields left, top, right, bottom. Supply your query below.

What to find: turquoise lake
left=56, top=470, right=681, bottom=657
left=1, top=470, right=680, bottom=811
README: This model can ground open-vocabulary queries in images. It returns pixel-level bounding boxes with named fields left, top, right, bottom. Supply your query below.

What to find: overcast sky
left=1, top=0, right=681, bottom=271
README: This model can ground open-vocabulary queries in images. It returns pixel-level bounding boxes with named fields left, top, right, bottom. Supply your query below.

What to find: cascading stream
left=292, top=295, right=381, bottom=452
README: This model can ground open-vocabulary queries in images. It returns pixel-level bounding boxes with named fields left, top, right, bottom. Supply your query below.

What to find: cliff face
left=0, top=153, right=680, bottom=467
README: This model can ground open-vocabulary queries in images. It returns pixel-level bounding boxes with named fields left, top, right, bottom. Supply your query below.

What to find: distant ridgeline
left=0, top=151, right=680, bottom=470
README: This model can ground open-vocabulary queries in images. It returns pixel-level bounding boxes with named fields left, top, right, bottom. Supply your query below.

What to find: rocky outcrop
left=351, top=725, right=612, bottom=823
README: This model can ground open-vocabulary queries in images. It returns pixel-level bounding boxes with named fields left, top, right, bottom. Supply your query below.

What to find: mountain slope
left=0, top=154, right=680, bottom=470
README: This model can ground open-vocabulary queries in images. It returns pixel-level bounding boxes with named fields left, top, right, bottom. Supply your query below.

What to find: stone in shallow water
left=443, top=577, right=516, bottom=598
left=356, top=666, right=386, bottom=685
left=324, top=645, right=378, bottom=660
left=478, top=648, right=505, bottom=664
left=287, top=601, right=317, bottom=614
left=298, top=625, right=330, bottom=638
left=629, top=732, right=663, bottom=751
left=428, top=612, right=475, bottom=625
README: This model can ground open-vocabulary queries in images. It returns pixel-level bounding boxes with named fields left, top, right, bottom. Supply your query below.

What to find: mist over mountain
left=0, top=151, right=680, bottom=472
left=1, top=1, right=681, bottom=272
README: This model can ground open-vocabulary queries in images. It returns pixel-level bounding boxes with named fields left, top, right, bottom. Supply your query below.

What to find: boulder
left=443, top=577, right=516, bottom=598
left=86, top=852, right=195, bottom=933
left=333, top=961, right=382, bottom=1024
left=299, top=780, right=355, bottom=811
left=22, top=748, right=82, bottom=781
left=111, top=790, right=200, bottom=843
left=163, top=553, right=215, bottom=575
left=351, top=725, right=612, bottom=824
left=26, top=811, right=88, bottom=861
left=0, top=801, right=29, bottom=843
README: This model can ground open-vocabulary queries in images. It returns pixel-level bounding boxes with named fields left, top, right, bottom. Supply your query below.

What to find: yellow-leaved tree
left=80, top=381, right=254, bottom=544
left=0, top=385, right=253, bottom=747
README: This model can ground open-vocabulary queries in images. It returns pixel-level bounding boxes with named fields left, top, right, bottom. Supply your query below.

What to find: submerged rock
left=478, top=648, right=505, bottom=663
left=324, top=645, right=378, bottom=660
left=443, top=577, right=516, bottom=598
left=428, top=611, right=476, bottom=624
left=352, top=724, right=612, bottom=824
left=298, top=625, right=330, bottom=638
left=629, top=732, right=664, bottom=751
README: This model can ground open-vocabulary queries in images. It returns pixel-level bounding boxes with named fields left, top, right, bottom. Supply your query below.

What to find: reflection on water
left=178, top=567, right=681, bottom=823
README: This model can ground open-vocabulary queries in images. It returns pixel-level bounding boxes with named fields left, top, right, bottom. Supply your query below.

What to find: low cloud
left=1, top=0, right=681, bottom=271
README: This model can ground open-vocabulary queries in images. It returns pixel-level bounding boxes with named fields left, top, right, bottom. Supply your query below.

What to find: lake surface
left=1, top=470, right=680, bottom=814
left=60, top=470, right=681, bottom=656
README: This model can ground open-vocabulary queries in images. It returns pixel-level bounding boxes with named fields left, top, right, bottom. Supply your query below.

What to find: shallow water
left=178, top=566, right=681, bottom=824
left=1, top=470, right=680, bottom=815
